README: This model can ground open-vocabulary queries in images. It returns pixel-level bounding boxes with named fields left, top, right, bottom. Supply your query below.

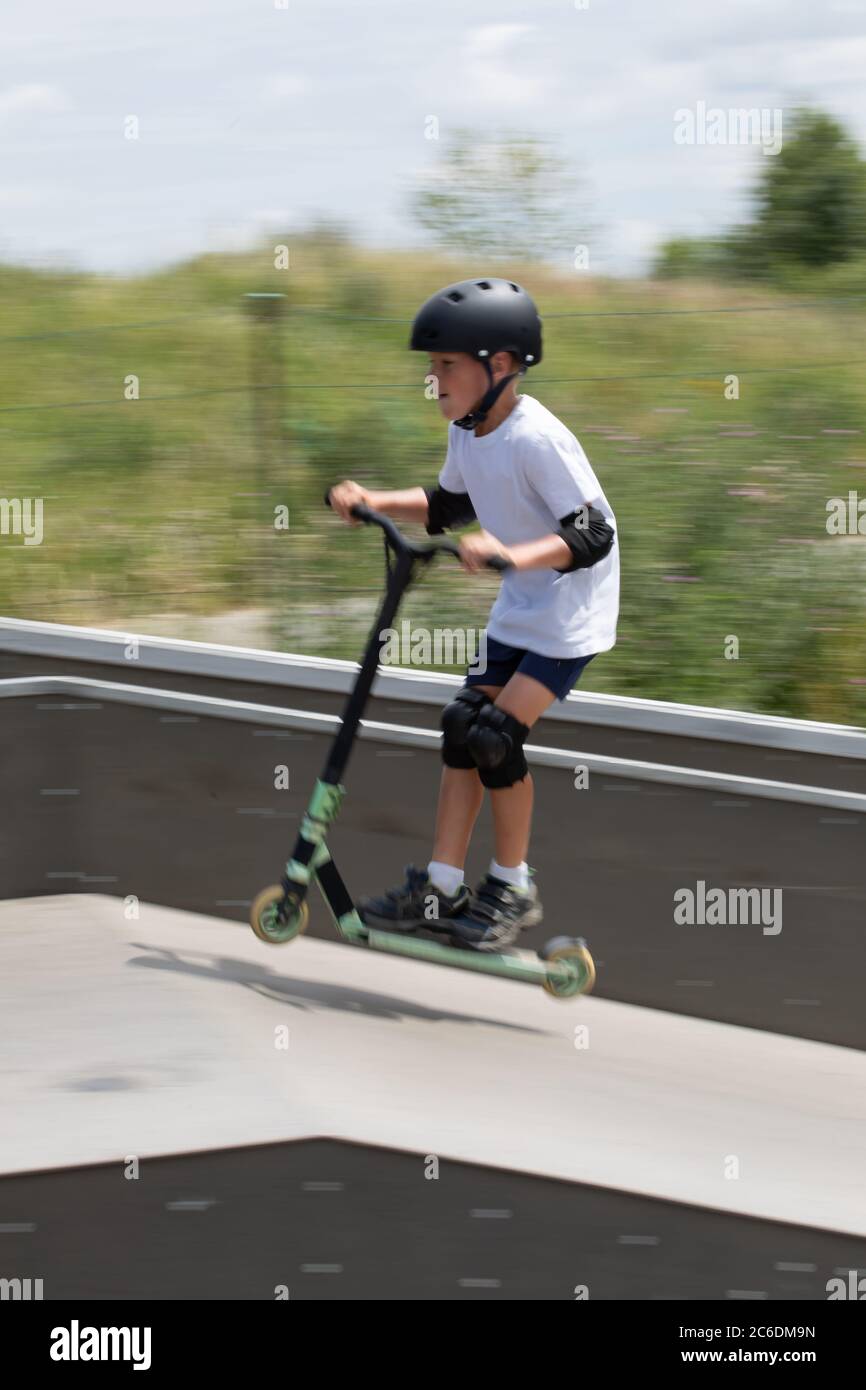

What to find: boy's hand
left=457, top=532, right=513, bottom=574
left=327, top=480, right=372, bottom=525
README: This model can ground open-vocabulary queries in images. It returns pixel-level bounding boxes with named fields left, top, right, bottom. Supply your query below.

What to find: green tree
left=652, top=235, right=732, bottom=279
left=408, top=127, right=590, bottom=265
left=654, top=108, right=866, bottom=281
left=745, top=109, right=866, bottom=269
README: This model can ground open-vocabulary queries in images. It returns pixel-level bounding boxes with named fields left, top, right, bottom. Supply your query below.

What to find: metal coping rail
left=2, top=674, right=865, bottom=814
left=1, top=618, right=865, bottom=759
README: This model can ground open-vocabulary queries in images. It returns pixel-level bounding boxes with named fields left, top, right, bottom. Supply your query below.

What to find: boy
left=327, top=277, right=618, bottom=952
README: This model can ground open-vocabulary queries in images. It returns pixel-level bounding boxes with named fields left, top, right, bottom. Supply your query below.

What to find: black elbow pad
left=554, top=504, right=615, bottom=573
left=424, top=485, right=478, bottom=535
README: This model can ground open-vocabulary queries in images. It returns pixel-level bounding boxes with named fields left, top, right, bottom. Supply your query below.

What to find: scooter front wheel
left=250, top=885, right=310, bottom=945
left=539, top=936, right=596, bottom=999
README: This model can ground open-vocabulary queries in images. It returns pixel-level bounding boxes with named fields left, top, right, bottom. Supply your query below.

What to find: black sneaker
left=356, top=863, right=470, bottom=933
left=447, top=870, right=543, bottom=952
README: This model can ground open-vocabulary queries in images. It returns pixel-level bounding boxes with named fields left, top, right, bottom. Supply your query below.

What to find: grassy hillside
left=1, top=240, right=865, bottom=723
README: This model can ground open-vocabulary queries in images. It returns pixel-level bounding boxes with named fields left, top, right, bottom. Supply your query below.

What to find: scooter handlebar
left=323, top=489, right=512, bottom=571
left=434, top=538, right=512, bottom=572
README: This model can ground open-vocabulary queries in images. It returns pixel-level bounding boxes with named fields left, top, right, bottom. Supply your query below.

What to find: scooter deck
left=362, top=922, right=592, bottom=995
left=250, top=839, right=594, bottom=998
left=362, top=919, right=535, bottom=959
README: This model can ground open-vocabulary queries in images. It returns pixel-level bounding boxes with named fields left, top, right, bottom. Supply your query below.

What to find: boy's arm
left=422, top=485, right=477, bottom=535
left=505, top=506, right=614, bottom=573
left=361, top=487, right=431, bottom=524
left=516, top=430, right=616, bottom=572
left=362, top=485, right=477, bottom=533
left=327, top=482, right=476, bottom=532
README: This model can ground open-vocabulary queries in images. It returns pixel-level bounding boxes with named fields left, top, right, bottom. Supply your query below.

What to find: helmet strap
left=453, top=358, right=522, bottom=431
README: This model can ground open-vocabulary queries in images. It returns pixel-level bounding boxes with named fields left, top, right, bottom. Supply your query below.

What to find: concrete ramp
left=3, top=894, right=864, bottom=1241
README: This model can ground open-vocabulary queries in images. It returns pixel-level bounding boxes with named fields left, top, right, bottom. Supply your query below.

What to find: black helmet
left=409, top=277, right=543, bottom=367
left=409, top=277, right=543, bottom=430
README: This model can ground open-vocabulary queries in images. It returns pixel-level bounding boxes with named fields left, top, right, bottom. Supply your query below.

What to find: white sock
left=490, top=858, right=529, bottom=891
left=427, top=860, right=464, bottom=897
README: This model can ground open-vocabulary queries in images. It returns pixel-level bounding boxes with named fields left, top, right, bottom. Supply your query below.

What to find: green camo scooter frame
left=249, top=497, right=595, bottom=1000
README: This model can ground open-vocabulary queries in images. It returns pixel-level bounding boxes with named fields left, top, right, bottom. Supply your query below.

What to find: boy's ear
left=492, top=349, right=520, bottom=375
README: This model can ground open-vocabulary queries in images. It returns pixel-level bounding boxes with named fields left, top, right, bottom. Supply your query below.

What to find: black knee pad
left=466, top=704, right=531, bottom=789
left=440, top=686, right=494, bottom=768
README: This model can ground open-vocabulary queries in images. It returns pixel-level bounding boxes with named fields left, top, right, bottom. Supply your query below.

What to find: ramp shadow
left=127, top=943, right=546, bottom=1034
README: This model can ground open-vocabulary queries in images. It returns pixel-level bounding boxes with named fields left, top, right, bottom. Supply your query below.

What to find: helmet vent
left=476, top=281, right=491, bottom=290
left=509, top=283, right=520, bottom=292
left=446, top=291, right=464, bottom=302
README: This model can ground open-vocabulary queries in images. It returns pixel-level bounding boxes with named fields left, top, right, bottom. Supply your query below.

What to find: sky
left=0, top=0, right=864, bottom=277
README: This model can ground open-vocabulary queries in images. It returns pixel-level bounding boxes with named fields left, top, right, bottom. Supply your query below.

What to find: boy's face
left=425, top=350, right=514, bottom=422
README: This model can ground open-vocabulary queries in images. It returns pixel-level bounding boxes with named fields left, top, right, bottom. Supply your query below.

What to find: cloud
left=0, top=83, right=67, bottom=118
left=461, top=23, right=542, bottom=108
left=0, top=185, right=46, bottom=208
left=782, top=35, right=866, bottom=86
left=260, top=74, right=311, bottom=103
left=468, top=23, right=534, bottom=48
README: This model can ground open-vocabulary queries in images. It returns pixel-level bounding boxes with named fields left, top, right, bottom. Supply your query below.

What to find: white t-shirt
left=437, top=393, right=619, bottom=658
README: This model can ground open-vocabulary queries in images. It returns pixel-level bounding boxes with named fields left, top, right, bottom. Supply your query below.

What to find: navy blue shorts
left=464, top=635, right=596, bottom=703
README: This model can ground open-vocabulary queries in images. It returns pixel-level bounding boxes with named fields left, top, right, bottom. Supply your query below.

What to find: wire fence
left=1, top=282, right=864, bottom=719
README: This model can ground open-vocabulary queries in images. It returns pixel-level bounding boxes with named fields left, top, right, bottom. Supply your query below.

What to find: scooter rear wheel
left=539, top=936, right=596, bottom=999
left=250, top=885, right=309, bottom=945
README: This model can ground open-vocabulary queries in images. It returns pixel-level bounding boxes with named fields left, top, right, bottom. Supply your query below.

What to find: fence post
left=243, top=292, right=287, bottom=619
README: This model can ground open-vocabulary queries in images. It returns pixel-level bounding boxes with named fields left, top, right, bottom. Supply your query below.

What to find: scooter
left=249, top=496, right=595, bottom=1000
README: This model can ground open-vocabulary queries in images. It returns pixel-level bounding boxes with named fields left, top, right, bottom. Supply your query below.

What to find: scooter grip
left=323, top=489, right=372, bottom=523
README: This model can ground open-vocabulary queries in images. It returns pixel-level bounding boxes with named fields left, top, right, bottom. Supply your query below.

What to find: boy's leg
left=431, top=683, right=501, bottom=870
left=356, top=681, right=515, bottom=932
left=442, top=672, right=555, bottom=949
left=486, top=673, right=557, bottom=869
